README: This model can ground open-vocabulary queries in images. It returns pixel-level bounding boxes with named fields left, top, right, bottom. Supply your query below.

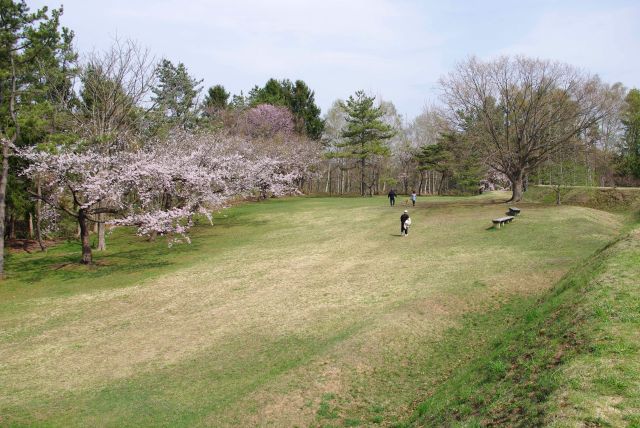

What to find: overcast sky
left=27, top=0, right=640, bottom=120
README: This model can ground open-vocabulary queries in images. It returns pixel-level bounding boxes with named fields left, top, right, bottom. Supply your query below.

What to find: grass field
left=407, top=222, right=640, bottom=427
left=0, top=192, right=626, bottom=426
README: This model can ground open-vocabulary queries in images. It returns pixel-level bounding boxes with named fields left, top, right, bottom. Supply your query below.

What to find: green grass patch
left=404, top=226, right=640, bottom=427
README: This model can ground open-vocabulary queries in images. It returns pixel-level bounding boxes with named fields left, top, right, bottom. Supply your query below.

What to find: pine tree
left=290, top=80, right=323, bottom=139
left=337, top=91, right=394, bottom=196
left=151, top=59, right=202, bottom=130
left=203, top=84, right=230, bottom=113
left=0, top=1, right=75, bottom=276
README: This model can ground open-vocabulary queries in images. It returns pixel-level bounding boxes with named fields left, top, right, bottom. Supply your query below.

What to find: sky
left=27, top=0, right=640, bottom=120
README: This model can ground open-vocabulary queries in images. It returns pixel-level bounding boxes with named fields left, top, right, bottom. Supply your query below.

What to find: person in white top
left=400, top=210, right=411, bottom=236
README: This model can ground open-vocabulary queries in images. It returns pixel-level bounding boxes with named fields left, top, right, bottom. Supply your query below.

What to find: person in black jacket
left=388, top=189, right=396, bottom=206
left=400, top=210, right=410, bottom=236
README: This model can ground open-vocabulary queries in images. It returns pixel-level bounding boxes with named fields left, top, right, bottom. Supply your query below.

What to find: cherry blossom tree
left=243, top=104, right=295, bottom=138
left=20, top=148, right=128, bottom=264
left=113, top=132, right=252, bottom=240
left=19, top=130, right=310, bottom=264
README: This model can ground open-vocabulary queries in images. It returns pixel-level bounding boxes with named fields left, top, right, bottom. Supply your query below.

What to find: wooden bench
left=492, top=216, right=515, bottom=228
left=508, top=207, right=521, bottom=216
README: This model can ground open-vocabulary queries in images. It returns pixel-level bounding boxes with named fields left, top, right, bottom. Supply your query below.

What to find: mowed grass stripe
left=0, top=194, right=623, bottom=426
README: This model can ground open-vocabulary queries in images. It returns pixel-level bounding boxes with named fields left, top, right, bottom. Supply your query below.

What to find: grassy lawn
left=0, top=192, right=624, bottom=427
left=546, top=228, right=640, bottom=427
left=406, top=223, right=640, bottom=428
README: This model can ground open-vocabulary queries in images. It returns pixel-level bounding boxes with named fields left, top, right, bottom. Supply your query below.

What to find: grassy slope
left=0, top=193, right=624, bottom=427
left=524, top=185, right=640, bottom=215
left=406, top=226, right=640, bottom=427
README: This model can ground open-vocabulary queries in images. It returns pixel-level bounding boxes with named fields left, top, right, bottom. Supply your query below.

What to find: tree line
left=2, top=1, right=640, bottom=274
left=321, top=59, right=639, bottom=201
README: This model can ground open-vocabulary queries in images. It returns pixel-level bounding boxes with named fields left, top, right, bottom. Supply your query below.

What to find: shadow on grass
left=8, top=254, right=177, bottom=285
left=4, top=236, right=209, bottom=286
left=3, top=208, right=271, bottom=291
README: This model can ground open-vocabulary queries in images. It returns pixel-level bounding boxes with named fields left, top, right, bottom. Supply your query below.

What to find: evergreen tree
left=248, top=78, right=290, bottom=107
left=290, top=80, right=323, bottom=139
left=416, top=131, right=484, bottom=195
left=0, top=0, right=76, bottom=275
left=416, top=142, right=453, bottom=194
left=151, top=59, right=202, bottom=130
left=202, top=84, right=230, bottom=113
left=337, top=90, right=394, bottom=196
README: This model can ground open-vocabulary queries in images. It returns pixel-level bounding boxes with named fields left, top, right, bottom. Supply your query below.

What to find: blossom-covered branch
left=18, top=130, right=315, bottom=263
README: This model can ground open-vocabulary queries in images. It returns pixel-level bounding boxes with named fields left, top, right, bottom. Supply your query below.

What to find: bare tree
left=321, top=100, right=347, bottom=193
left=595, top=83, right=627, bottom=185
left=409, top=105, right=449, bottom=194
left=411, top=104, right=447, bottom=147
left=71, top=38, right=156, bottom=149
left=440, top=56, right=614, bottom=202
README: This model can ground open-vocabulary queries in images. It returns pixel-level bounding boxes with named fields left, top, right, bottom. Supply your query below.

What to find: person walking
left=411, top=190, right=417, bottom=207
left=400, top=210, right=410, bottom=236
left=388, top=189, right=396, bottom=207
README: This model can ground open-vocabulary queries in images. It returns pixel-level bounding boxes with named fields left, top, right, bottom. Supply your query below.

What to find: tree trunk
left=97, top=215, right=106, bottom=251
left=8, top=213, right=15, bottom=239
left=0, top=138, right=8, bottom=277
left=325, top=163, right=331, bottom=194
left=509, top=172, right=525, bottom=202
left=438, top=172, right=447, bottom=195
left=35, top=180, right=46, bottom=251
left=343, top=170, right=347, bottom=194
left=360, top=158, right=366, bottom=196
left=0, top=58, right=18, bottom=278
left=35, top=212, right=45, bottom=251
left=431, top=171, right=436, bottom=195
left=27, top=213, right=33, bottom=239
left=78, top=209, right=92, bottom=264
